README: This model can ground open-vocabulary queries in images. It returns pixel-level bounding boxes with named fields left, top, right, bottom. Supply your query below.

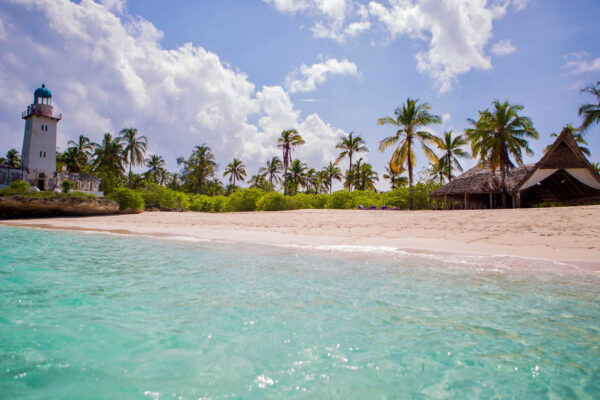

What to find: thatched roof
left=432, top=163, right=533, bottom=196
left=432, top=127, right=600, bottom=199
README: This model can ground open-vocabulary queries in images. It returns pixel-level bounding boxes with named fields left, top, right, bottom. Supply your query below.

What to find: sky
left=0, top=0, right=599, bottom=190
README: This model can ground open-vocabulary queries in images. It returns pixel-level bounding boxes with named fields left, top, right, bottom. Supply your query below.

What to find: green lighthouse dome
left=34, top=83, right=52, bottom=104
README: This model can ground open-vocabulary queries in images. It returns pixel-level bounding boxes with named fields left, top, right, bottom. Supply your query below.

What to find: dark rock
left=0, top=196, right=120, bottom=219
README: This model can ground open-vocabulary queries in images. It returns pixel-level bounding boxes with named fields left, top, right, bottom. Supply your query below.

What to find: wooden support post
left=489, top=193, right=493, bottom=209
left=464, top=193, right=468, bottom=210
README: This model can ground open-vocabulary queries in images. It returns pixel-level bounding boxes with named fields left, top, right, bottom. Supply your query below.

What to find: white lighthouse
left=21, top=83, right=62, bottom=190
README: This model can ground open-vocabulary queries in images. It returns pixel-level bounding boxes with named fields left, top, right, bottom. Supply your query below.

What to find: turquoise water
left=1, top=226, right=599, bottom=399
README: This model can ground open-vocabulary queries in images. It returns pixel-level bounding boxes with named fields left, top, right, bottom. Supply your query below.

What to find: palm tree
left=335, top=132, right=368, bottom=192
left=119, top=127, right=148, bottom=188
left=435, top=131, right=469, bottom=182
left=466, top=100, right=538, bottom=208
left=5, top=149, right=21, bottom=168
left=277, top=129, right=305, bottom=195
left=62, top=146, right=87, bottom=172
left=378, top=98, right=441, bottom=209
left=286, top=159, right=308, bottom=194
left=543, top=127, right=591, bottom=157
left=350, top=158, right=378, bottom=191
left=145, top=154, right=166, bottom=184
left=427, top=160, right=447, bottom=185
left=321, top=162, right=342, bottom=195
left=223, top=158, right=247, bottom=189
left=383, top=160, right=408, bottom=190
left=258, top=157, right=283, bottom=186
left=579, top=81, right=600, bottom=132
left=67, top=134, right=93, bottom=165
left=91, top=133, right=125, bottom=194
left=179, top=144, right=217, bottom=194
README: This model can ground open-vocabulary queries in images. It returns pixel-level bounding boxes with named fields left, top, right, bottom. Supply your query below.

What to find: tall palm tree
left=383, top=160, right=408, bottom=190
left=258, top=156, right=283, bottom=186
left=435, top=131, right=469, bottom=182
left=223, top=158, right=247, bottom=189
left=466, top=100, right=538, bottom=208
left=428, top=160, right=447, bottom=185
left=62, top=146, right=87, bottom=173
left=5, top=149, right=21, bottom=168
left=91, top=133, right=125, bottom=194
left=180, top=144, right=217, bottom=194
left=349, top=158, right=378, bottom=191
left=378, top=98, right=441, bottom=209
left=277, top=129, right=305, bottom=195
left=321, top=162, right=342, bottom=195
left=335, top=132, right=368, bottom=192
left=119, top=128, right=148, bottom=187
left=579, top=81, right=600, bottom=132
left=145, top=154, right=166, bottom=184
left=67, top=134, right=93, bottom=165
left=286, top=159, right=308, bottom=194
left=543, top=127, right=591, bottom=157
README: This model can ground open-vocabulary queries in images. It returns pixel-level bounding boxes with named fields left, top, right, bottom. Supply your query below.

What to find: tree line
left=2, top=81, right=599, bottom=209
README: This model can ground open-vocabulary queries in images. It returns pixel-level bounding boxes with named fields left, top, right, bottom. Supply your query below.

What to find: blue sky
left=0, top=0, right=599, bottom=190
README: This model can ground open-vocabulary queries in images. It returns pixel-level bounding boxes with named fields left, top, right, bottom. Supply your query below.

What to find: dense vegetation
left=2, top=85, right=598, bottom=212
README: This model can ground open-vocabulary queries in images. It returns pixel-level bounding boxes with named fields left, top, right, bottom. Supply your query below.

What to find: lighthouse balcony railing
left=22, top=109, right=62, bottom=120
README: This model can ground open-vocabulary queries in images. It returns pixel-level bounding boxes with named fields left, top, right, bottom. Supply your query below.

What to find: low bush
left=61, top=179, right=75, bottom=193
left=325, top=190, right=353, bottom=209
left=189, top=194, right=214, bottom=212
left=226, top=188, right=264, bottom=212
left=110, top=187, right=144, bottom=212
left=10, top=180, right=29, bottom=192
left=256, top=192, right=289, bottom=211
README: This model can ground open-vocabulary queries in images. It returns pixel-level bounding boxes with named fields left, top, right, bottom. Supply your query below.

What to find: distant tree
left=427, top=160, right=447, bottom=185
left=179, top=144, right=217, bottom=194
left=145, top=154, right=166, bottom=184
left=378, top=98, right=441, bottom=209
left=259, top=156, right=283, bottom=186
left=62, top=146, right=87, bottom=173
left=335, top=132, right=368, bottom=192
left=466, top=100, right=538, bottom=208
left=321, top=162, right=342, bottom=195
left=435, top=131, right=469, bottom=182
left=223, top=158, right=247, bottom=189
left=4, top=149, right=21, bottom=168
left=579, top=81, right=600, bottom=132
left=350, top=158, right=378, bottom=191
left=67, top=134, right=93, bottom=165
left=119, top=128, right=148, bottom=188
left=277, top=129, right=305, bottom=195
left=91, top=133, right=125, bottom=194
left=383, top=160, right=408, bottom=190
left=286, top=159, right=308, bottom=194
left=543, top=126, right=591, bottom=157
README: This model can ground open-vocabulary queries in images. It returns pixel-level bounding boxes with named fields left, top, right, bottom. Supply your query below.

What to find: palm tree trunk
left=407, top=143, right=413, bottom=210
left=129, top=160, right=132, bottom=188
left=500, top=164, right=507, bottom=208
left=348, top=154, right=352, bottom=192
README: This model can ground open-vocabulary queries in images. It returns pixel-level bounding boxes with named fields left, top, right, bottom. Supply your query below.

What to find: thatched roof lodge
left=432, top=128, right=600, bottom=208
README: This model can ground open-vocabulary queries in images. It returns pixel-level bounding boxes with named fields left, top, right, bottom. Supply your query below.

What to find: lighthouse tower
left=21, top=83, right=62, bottom=190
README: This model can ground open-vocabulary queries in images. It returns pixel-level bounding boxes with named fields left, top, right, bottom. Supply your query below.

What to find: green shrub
left=212, top=196, right=228, bottom=212
left=381, top=188, right=409, bottom=209
left=349, top=190, right=382, bottom=209
left=139, top=183, right=189, bottom=210
left=313, top=194, right=328, bottom=209
left=10, top=180, right=29, bottom=192
left=190, top=194, right=214, bottom=212
left=174, top=192, right=190, bottom=210
left=61, top=179, right=75, bottom=193
left=110, top=187, right=144, bottom=212
left=226, top=188, right=264, bottom=212
left=326, top=190, right=353, bottom=209
left=290, top=193, right=317, bottom=209
left=256, top=192, right=289, bottom=211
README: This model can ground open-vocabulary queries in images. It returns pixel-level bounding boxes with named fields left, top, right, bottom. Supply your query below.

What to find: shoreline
left=2, top=206, right=599, bottom=267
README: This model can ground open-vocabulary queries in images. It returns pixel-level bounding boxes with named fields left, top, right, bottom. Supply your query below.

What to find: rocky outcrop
left=0, top=196, right=120, bottom=219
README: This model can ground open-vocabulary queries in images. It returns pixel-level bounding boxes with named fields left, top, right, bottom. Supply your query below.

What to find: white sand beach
left=2, top=206, right=600, bottom=265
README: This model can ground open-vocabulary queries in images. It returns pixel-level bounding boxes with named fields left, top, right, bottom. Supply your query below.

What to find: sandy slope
left=2, top=206, right=599, bottom=265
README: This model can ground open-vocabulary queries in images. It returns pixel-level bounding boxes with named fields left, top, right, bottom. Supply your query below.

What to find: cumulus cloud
left=491, top=39, right=516, bottom=56
left=267, top=0, right=530, bottom=93
left=564, top=51, right=600, bottom=74
left=263, top=0, right=370, bottom=42
left=0, top=0, right=345, bottom=174
left=285, top=57, right=359, bottom=93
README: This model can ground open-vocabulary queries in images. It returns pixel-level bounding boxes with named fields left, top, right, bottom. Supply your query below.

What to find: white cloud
left=564, top=51, right=600, bottom=74
left=491, top=39, right=516, bottom=56
left=267, top=0, right=530, bottom=93
left=285, top=57, right=359, bottom=93
left=264, top=0, right=370, bottom=42
left=0, top=0, right=345, bottom=175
